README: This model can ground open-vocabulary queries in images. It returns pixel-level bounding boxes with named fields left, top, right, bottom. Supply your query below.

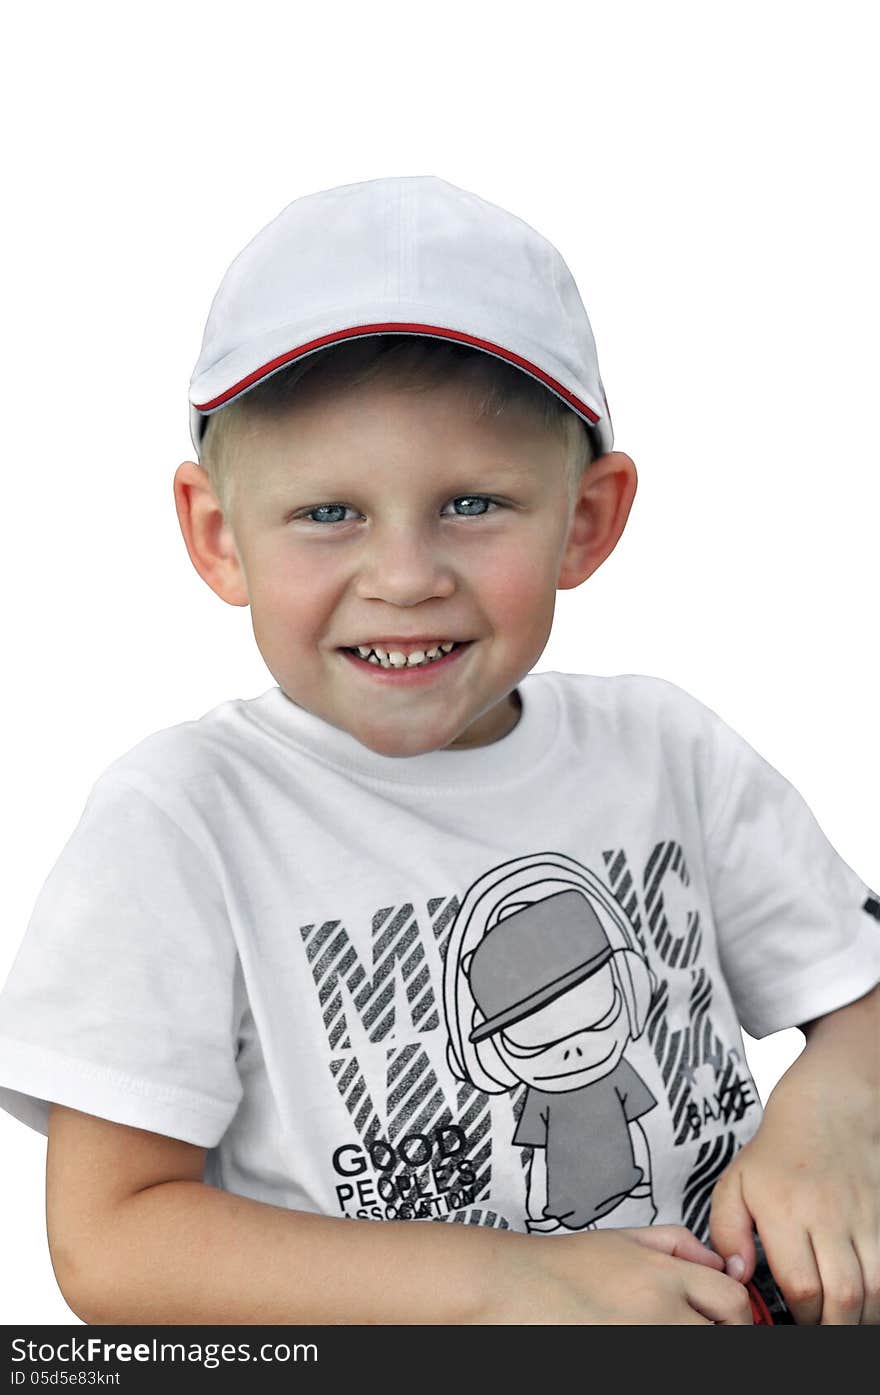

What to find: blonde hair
left=197, top=334, right=599, bottom=524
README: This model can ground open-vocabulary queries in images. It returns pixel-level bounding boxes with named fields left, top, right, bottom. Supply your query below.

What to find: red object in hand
left=747, top=1280, right=774, bottom=1324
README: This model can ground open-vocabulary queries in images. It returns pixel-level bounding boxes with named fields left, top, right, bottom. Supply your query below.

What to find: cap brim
left=189, top=321, right=613, bottom=458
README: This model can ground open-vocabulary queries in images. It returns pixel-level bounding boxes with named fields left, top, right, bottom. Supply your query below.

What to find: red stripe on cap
left=193, top=323, right=601, bottom=425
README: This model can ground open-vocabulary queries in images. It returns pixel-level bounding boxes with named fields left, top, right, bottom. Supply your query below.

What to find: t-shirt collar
left=245, top=670, right=561, bottom=791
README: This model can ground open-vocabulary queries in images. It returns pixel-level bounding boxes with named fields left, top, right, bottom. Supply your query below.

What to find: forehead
left=234, top=375, right=570, bottom=494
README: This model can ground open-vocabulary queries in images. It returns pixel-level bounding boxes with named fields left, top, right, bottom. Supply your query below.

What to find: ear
left=173, top=460, right=250, bottom=607
left=557, top=451, right=638, bottom=591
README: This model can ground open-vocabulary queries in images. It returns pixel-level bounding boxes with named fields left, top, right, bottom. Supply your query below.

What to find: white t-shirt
left=1, top=672, right=878, bottom=1239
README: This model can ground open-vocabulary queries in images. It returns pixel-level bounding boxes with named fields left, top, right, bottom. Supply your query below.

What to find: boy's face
left=175, top=374, right=636, bottom=757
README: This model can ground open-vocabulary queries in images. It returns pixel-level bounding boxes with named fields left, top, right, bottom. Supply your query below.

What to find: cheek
left=248, top=545, right=336, bottom=620
left=473, top=545, right=557, bottom=624
left=482, top=560, right=557, bottom=638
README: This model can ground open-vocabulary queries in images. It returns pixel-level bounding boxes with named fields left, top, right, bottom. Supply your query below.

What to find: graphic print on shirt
left=300, top=849, right=759, bottom=1237
left=604, top=841, right=758, bottom=1143
left=602, top=840, right=759, bottom=1232
left=300, top=896, right=510, bottom=1227
left=444, top=860, right=660, bottom=1233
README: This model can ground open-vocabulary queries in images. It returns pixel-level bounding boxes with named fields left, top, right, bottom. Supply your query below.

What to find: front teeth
left=353, top=642, right=457, bottom=669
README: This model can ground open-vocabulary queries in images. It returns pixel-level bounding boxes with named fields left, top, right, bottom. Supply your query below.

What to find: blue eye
left=304, top=504, right=356, bottom=524
left=442, top=496, right=499, bottom=517
left=298, top=496, right=501, bottom=524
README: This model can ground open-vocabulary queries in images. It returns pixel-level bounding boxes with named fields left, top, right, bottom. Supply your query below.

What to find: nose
left=353, top=520, right=456, bottom=606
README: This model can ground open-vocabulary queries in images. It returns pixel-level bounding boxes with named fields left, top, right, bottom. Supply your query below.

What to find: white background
left=1, top=0, right=877, bottom=1324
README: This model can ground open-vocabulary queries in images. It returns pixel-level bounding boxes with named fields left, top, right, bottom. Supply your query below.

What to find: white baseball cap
left=189, top=174, right=614, bottom=458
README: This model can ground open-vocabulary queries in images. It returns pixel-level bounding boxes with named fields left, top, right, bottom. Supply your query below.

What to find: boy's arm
left=709, top=980, right=880, bottom=1325
left=48, top=1104, right=750, bottom=1325
left=47, top=1103, right=498, bottom=1325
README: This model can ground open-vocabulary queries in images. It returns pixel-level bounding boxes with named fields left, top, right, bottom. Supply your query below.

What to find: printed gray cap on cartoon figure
left=467, top=889, right=613, bottom=1043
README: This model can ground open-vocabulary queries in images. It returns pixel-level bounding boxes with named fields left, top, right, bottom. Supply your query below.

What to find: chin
left=357, top=725, right=447, bottom=759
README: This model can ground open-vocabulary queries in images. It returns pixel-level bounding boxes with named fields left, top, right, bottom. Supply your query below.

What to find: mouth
left=338, top=640, right=474, bottom=681
left=339, top=640, right=472, bottom=671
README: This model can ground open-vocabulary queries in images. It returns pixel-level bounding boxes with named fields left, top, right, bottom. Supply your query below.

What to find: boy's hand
left=479, top=1225, right=753, bottom=1324
left=709, top=1039, right=880, bottom=1325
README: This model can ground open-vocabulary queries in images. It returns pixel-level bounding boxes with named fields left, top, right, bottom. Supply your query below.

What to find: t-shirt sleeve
left=701, top=709, right=880, bottom=1039
left=512, top=1088, right=550, bottom=1147
left=0, top=773, right=244, bottom=1146
left=613, top=1057, right=658, bottom=1121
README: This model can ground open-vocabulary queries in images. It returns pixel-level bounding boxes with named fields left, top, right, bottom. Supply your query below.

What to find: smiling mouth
left=342, top=641, right=471, bottom=670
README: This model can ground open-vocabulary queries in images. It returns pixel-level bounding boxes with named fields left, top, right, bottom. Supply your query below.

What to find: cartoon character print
left=443, top=853, right=658, bottom=1233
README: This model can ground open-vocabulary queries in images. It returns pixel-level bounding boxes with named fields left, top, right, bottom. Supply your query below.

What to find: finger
left=810, top=1231, right=864, bottom=1326
left=853, top=1233, right=880, bottom=1326
left=760, top=1224, right=822, bottom=1325
left=686, top=1271, right=754, bottom=1326
left=622, top=1225, right=725, bottom=1270
left=682, top=1305, right=714, bottom=1325
left=709, top=1166, right=757, bottom=1284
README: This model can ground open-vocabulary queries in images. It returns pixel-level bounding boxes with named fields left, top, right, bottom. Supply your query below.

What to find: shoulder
left=83, top=693, right=263, bottom=841
left=538, top=670, right=722, bottom=745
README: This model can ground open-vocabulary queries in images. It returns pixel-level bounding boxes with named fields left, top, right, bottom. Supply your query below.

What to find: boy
left=0, top=175, right=878, bottom=1325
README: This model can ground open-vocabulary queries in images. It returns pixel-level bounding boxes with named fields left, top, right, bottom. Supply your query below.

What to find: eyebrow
left=273, top=458, right=543, bottom=493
